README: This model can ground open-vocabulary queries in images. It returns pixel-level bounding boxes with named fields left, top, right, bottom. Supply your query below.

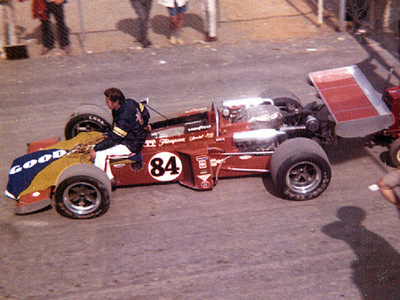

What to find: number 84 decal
left=148, top=152, right=183, bottom=182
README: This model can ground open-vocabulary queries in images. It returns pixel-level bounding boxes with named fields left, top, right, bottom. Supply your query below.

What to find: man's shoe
left=142, top=40, right=152, bottom=48
left=40, top=47, right=51, bottom=55
left=170, top=36, right=177, bottom=45
left=110, top=178, right=120, bottom=191
left=63, top=46, right=72, bottom=54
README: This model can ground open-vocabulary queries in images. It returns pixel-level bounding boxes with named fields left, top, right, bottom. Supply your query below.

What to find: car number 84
left=148, top=152, right=182, bottom=182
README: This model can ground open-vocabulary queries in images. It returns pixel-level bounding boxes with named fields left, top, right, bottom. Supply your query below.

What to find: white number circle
left=148, top=152, right=182, bottom=182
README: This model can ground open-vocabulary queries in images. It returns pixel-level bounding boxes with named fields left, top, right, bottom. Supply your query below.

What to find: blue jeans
left=167, top=2, right=187, bottom=16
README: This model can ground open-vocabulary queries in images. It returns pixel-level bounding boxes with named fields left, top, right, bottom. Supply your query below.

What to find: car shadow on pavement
left=324, top=137, right=397, bottom=168
left=322, top=206, right=400, bottom=299
left=323, top=137, right=368, bottom=165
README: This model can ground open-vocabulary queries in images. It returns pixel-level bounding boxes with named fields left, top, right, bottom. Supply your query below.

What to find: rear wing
left=309, top=65, right=394, bottom=138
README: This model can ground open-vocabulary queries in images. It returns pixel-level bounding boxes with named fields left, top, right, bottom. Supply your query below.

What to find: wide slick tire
left=54, top=164, right=111, bottom=219
left=64, top=105, right=112, bottom=140
left=271, top=138, right=331, bottom=200
left=389, top=139, right=400, bottom=167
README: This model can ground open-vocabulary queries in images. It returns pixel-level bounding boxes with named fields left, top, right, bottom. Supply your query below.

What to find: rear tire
left=273, top=97, right=303, bottom=113
left=54, top=164, right=111, bottom=219
left=270, top=138, right=331, bottom=200
left=259, top=87, right=303, bottom=112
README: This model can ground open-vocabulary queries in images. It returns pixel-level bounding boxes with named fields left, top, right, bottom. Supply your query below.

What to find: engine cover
left=221, top=98, right=283, bottom=129
left=233, top=129, right=286, bottom=152
left=246, top=104, right=283, bottom=129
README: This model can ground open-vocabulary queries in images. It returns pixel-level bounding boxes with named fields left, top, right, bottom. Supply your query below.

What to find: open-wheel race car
left=6, top=65, right=395, bottom=219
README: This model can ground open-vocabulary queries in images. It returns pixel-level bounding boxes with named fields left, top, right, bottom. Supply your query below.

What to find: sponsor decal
left=210, top=158, right=226, bottom=167
left=88, top=115, right=106, bottom=126
left=148, top=152, right=182, bottom=182
left=189, top=135, right=203, bottom=142
left=159, top=137, right=185, bottom=146
left=184, top=107, right=208, bottom=114
left=144, top=140, right=157, bottom=148
left=187, top=124, right=211, bottom=132
left=189, top=132, right=214, bottom=142
left=196, top=156, right=208, bottom=169
left=197, top=174, right=211, bottom=189
left=9, top=150, right=67, bottom=175
left=239, top=155, right=252, bottom=160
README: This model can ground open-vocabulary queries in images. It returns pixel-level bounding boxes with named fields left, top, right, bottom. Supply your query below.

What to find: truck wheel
left=54, top=164, right=111, bottom=219
left=389, top=139, right=400, bottom=167
left=64, top=105, right=112, bottom=140
left=271, top=138, right=331, bottom=200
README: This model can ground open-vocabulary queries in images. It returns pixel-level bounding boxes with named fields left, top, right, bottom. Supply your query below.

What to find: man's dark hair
left=104, top=88, right=126, bottom=104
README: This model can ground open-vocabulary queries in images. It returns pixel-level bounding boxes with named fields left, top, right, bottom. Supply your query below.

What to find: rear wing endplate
left=309, top=65, right=394, bottom=138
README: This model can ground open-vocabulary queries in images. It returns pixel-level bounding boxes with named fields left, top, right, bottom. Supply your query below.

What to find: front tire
left=270, top=138, right=331, bottom=200
left=54, top=164, right=111, bottom=219
left=64, top=105, right=112, bottom=140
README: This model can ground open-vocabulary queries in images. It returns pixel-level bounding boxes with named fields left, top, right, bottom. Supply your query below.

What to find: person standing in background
left=203, top=0, right=217, bottom=42
left=0, top=0, right=17, bottom=58
left=32, top=0, right=70, bottom=55
left=130, top=0, right=153, bottom=48
left=159, top=0, right=188, bottom=45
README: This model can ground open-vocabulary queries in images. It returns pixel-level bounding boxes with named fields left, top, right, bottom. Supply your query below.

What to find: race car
left=6, top=65, right=394, bottom=219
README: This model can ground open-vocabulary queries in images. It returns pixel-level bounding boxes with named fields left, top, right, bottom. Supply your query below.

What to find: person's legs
left=0, top=4, right=6, bottom=57
left=175, top=3, right=186, bottom=44
left=169, top=14, right=178, bottom=44
left=50, top=2, right=69, bottom=50
left=41, top=4, right=54, bottom=52
left=141, top=0, right=153, bottom=46
left=131, top=0, right=153, bottom=47
left=40, top=18, right=54, bottom=51
left=205, top=0, right=217, bottom=41
left=94, top=145, right=134, bottom=180
left=168, top=2, right=186, bottom=44
left=4, top=1, right=16, bottom=45
left=176, top=13, right=184, bottom=33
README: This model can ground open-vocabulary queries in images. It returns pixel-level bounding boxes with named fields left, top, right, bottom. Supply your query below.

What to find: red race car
left=6, top=66, right=394, bottom=219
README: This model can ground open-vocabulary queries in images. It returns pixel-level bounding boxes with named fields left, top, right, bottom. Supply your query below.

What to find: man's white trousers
left=94, top=145, right=134, bottom=180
